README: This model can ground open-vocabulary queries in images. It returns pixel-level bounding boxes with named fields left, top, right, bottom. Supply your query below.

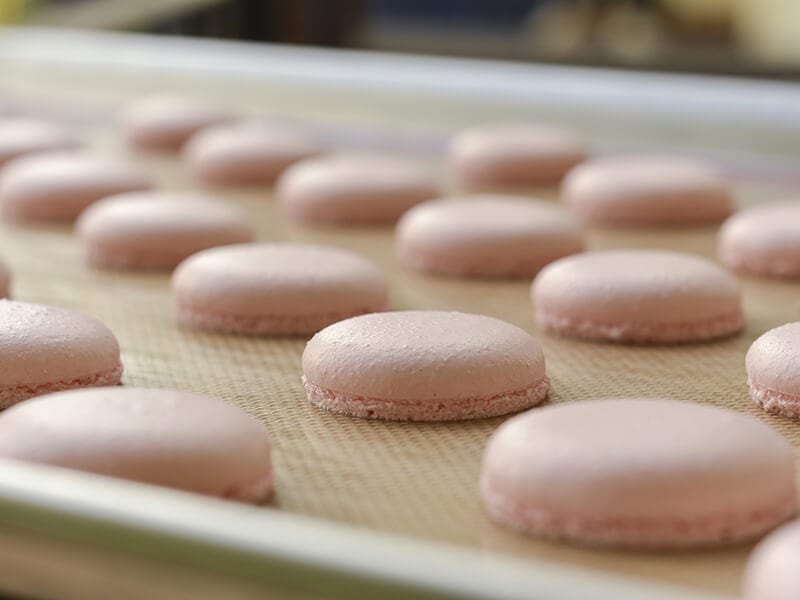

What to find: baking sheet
left=2, top=28, right=800, bottom=599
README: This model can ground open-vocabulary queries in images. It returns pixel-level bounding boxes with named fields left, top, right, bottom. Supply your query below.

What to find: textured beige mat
left=3, top=160, right=797, bottom=598
left=0, top=80, right=798, bottom=598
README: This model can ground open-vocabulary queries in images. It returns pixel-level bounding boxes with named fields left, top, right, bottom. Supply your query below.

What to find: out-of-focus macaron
left=744, top=519, right=800, bottom=600
left=447, top=123, right=588, bottom=189
left=481, top=398, right=795, bottom=547
left=561, top=155, right=733, bottom=226
left=277, top=154, right=440, bottom=225
left=0, top=387, right=273, bottom=503
left=184, top=121, right=325, bottom=186
left=77, top=191, right=255, bottom=270
left=532, top=249, right=744, bottom=343
left=0, top=118, right=80, bottom=167
left=173, top=243, right=389, bottom=336
left=396, top=195, right=585, bottom=278
left=719, top=201, right=800, bottom=278
left=121, top=94, right=234, bottom=153
left=0, top=151, right=153, bottom=223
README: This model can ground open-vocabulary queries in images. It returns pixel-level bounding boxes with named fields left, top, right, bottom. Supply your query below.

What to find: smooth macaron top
left=184, top=121, right=325, bottom=185
left=718, top=201, right=800, bottom=276
left=0, top=118, right=80, bottom=166
left=77, top=191, right=254, bottom=265
left=747, top=322, right=800, bottom=398
left=303, top=311, right=546, bottom=401
left=277, top=154, right=440, bottom=223
left=532, top=249, right=742, bottom=324
left=561, top=155, right=732, bottom=225
left=0, top=151, right=153, bottom=222
left=121, top=94, right=233, bottom=152
left=744, top=519, right=800, bottom=600
left=0, top=300, right=121, bottom=387
left=173, top=243, right=388, bottom=318
left=396, top=195, right=585, bottom=274
left=0, top=387, right=271, bottom=500
left=482, top=398, right=796, bottom=524
left=447, top=123, right=588, bottom=186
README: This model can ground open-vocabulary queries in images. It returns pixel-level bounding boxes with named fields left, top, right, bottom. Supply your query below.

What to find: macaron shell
left=77, top=191, right=255, bottom=269
left=0, top=300, right=122, bottom=406
left=718, top=201, right=800, bottom=278
left=746, top=322, right=800, bottom=417
left=396, top=195, right=585, bottom=277
left=173, top=243, right=389, bottom=334
left=0, top=387, right=272, bottom=502
left=743, top=519, right=800, bottom=600
left=481, top=398, right=796, bottom=547
left=0, top=118, right=81, bottom=166
left=0, top=152, right=153, bottom=222
left=184, top=122, right=325, bottom=185
left=531, top=250, right=744, bottom=343
left=447, top=124, right=588, bottom=186
left=277, top=155, right=440, bottom=224
left=122, top=94, right=233, bottom=152
left=302, top=311, right=546, bottom=402
left=561, top=156, right=732, bottom=225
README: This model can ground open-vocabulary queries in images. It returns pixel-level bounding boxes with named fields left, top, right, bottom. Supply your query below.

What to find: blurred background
left=1, top=0, right=800, bottom=79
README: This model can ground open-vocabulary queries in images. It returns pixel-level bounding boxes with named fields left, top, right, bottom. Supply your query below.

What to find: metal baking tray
left=1, top=26, right=799, bottom=600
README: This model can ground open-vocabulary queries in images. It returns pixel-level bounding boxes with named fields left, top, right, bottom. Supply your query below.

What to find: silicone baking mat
left=2, top=34, right=800, bottom=599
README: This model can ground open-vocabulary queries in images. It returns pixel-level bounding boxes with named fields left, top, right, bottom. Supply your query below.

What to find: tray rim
left=3, top=25, right=800, bottom=139
left=0, top=458, right=731, bottom=600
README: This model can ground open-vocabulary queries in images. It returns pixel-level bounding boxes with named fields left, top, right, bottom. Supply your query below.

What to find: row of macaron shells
left=1, top=97, right=795, bottom=277
left=0, top=95, right=799, bottom=598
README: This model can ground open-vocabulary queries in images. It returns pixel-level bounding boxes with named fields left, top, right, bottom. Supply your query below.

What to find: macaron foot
left=177, top=303, right=388, bottom=337
left=535, top=309, right=744, bottom=344
left=749, top=381, right=800, bottom=419
left=303, top=376, right=549, bottom=421
left=0, top=362, right=123, bottom=409
left=481, top=482, right=796, bottom=548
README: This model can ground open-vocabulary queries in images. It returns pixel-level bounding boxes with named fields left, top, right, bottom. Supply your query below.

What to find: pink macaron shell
left=396, top=195, right=585, bottom=277
left=173, top=243, right=389, bottom=336
left=0, top=300, right=123, bottom=408
left=302, top=310, right=549, bottom=421
left=480, top=398, right=796, bottom=548
left=0, top=118, right=81, bottom=167
left=743, top=519, right=800, bottom=600
left=531, top=249, right=744, bottom=343
left=0, top=152, right=153, bottom=223
left=447, top=124, right=588, bottom=187
left=121, top=94, right=234, bottom=152
left=277, top=155, right=440, bottom=225
left=561, top=155, right=732, bottom=226
left=184, top=121, right=325, bottom=186
left=0, top=387, right=272, bottom=503
left=77, top=191, right=255, bottom=270
left=746, top=322, right=800, bottom=418
left=719, top=201, right=800, bottom=278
